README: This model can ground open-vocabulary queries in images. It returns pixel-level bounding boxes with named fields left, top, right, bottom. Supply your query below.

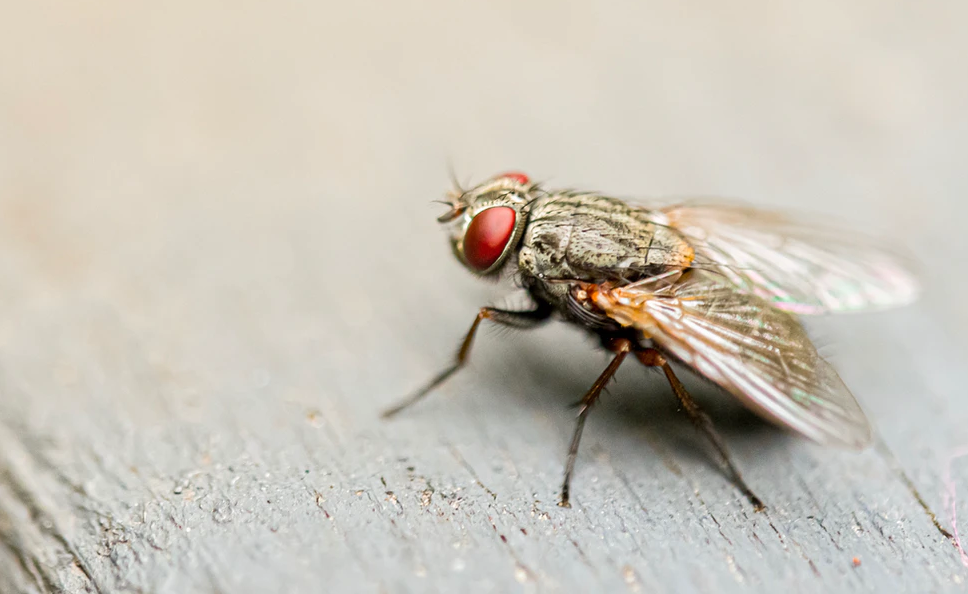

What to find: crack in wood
left=762, top=511, right=821, bottom=578
left=446, top=443, right=498, bottom=500
left=0, top=422, right=103, bottom=593
left=874, top=438, right=955, bottom=541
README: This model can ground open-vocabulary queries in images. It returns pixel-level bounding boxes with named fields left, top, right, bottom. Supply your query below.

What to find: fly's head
left=438, top=172, right=535, bottom=277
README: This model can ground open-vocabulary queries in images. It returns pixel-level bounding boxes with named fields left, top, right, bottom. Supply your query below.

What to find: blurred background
left=1, top=1, right=967, bottom=592
left=1, top=2, right=965, bottom=333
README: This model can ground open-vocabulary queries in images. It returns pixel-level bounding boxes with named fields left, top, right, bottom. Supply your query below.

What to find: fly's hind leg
left=634, top=347, right=765, bottom=511
left=381, top=302, right=552, bottom=418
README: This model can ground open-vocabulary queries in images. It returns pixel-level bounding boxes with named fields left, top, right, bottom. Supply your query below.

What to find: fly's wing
left=591, top=270, right=873, bottom=448
left=651, top=203, right=920, bottom=315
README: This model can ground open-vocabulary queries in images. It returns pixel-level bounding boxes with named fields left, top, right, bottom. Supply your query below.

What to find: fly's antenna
left=446, top=160, right=468, bottom=195
left=436, top=161, right=471, bottom=222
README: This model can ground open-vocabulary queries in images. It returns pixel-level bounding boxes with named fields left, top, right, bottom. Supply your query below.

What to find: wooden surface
left=1, top=2, right=967, bottom=592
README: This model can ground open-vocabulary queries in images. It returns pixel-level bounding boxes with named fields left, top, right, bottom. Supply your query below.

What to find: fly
left=383, top=171, right=920, bottom=509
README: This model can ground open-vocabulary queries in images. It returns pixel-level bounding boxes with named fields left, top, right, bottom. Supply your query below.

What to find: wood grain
left=1, top=1, right=967, bottom=592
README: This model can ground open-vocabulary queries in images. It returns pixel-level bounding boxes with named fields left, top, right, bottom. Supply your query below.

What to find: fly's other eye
left=463, top=207, right=517, bottom=272
left=498, top=172, right=530, bottom=185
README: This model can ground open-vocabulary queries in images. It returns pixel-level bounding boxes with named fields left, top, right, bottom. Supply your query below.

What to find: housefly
left=384, top=172, right=920, bottom=509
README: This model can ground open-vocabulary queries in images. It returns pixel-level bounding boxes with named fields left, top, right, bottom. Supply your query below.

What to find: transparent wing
left=652, top=202, right=920, bottom=315
left=590, top=270, right=873, bottom=447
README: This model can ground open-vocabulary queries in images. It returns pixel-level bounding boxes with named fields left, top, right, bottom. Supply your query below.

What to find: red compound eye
left=463, top=207, right=517, bottom=272
left=498, top=171, right=530, bottom=185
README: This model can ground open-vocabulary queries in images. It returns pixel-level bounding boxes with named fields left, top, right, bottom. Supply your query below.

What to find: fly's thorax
left=518, top=193, right=694, bottom=285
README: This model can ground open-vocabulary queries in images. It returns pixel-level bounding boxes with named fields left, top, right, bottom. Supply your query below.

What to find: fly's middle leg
left=558, top=337, right=632, bottom=508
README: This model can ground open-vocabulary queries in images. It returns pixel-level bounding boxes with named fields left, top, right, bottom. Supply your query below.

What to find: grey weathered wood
left=1, top=1, right=967, bottom=592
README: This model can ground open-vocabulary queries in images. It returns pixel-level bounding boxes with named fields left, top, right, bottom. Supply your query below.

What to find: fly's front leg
left=634, top=347, right=765, bottom=511
left=382, top=302, right=552, bottom=418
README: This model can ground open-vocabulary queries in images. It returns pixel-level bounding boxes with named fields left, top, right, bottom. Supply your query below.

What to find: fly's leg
left=559, top=338, right=632, bottom=508
left=381, top=303, right=552, bottom=419
left=634, top=347, right=765, bottom=511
